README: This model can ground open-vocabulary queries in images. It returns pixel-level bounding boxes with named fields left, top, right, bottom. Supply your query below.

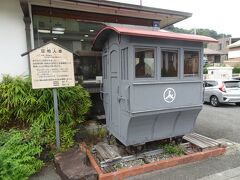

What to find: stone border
left=80, top=143, right=226, bottom=180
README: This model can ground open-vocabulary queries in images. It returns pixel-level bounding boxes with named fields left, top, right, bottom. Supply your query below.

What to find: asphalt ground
left=194, top=103, right=240, bottom=143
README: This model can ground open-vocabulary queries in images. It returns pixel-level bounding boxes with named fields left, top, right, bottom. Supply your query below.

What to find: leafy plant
left=44, top=124, right=77, bottom=150
left=0, top=75, right=91, bottom=149
left=0, top=129, right=43, bottom=180
left=0, top=74, right=91, bottom=179
left=233, top=66, right=240, bottom=74
left=0, top=75, right=32, bottom=128
left=96, top=125, right=107, bottom=139
left=203, top=64, right=210, bottom=74
left=163, top=144, right=185, bottom=156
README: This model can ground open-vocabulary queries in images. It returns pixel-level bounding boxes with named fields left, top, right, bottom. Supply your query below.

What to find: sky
left=107, top=0, right=240, bottom=37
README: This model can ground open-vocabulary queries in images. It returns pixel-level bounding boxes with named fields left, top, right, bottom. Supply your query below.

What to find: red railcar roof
left=92, top=26, right=217, bottom=50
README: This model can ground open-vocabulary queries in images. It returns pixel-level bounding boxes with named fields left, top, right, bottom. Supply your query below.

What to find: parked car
left=232, top=76, right=240, bottom=80
left=203, top=80, right=240, bottom=107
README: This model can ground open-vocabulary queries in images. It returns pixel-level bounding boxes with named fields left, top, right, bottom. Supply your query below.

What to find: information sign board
left=29, top=42, right=75, bottom=89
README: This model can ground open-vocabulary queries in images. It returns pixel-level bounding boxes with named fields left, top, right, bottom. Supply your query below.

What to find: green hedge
left=0, top=128, right=43, bottom=180
left=233, top=66, right=240, bottom=74
left=0, top=75, right=91, bottom=148
left=0, top=75, right=92, bottom=179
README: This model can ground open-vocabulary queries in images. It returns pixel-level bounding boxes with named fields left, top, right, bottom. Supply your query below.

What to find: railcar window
left=135, top=48, right=155, bottom=78
left=184, top=51, right=200, bottom=77
left=161, top=50, right=178, bottom=77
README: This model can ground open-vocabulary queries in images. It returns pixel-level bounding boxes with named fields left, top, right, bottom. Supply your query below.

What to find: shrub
left=0, top=128, right=43, bottom=180
left=203, top=64, right=210, bottom=74
left=0, top=75, right=91, bottom=149
left=163, top=144, right=185, bottom=156
left=0, top=75, right=31, bottom=128
left=233, top=66, right=240, bottom=74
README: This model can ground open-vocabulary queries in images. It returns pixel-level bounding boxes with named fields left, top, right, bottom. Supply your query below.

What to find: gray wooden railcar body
left=93, top=26, right=216, bottom=146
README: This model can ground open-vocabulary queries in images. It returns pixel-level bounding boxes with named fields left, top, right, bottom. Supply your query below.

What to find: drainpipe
left=23, top=16, right=31, bottom=74
left=20, top=0, right=32, bottom=75
left=23, top=16, right=32, bottom=51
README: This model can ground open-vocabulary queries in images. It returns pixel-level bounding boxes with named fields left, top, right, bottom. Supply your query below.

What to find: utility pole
left=140, top=0, right=142, bottom=6
left=194, top=28, right=196, bottom=35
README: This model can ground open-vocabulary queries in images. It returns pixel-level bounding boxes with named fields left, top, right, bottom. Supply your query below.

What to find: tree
left=165, top=25, right=231, bottom=39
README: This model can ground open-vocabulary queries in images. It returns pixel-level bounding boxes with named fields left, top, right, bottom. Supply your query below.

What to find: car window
left=205, top=81, right=217, bottom=87
left=224, top=81, right=240, bottom=88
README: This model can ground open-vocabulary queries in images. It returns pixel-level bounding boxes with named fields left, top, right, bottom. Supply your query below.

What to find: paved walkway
left=199, top=167, right=240, bottom=180
left=30, top=164, right=60, bottom=180
left=128, top=140, right=240, bottom=180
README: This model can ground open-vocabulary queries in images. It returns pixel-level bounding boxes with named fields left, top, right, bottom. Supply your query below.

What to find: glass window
left=224, top=81, right=240, bottom=88
left=135, top=48, right=155, bottom=78
left=184, top=51, right=200, bottom=77
left=205, top=81, right=217, bottom=87
left=161, top=50, right=178, bottom=77
left=32, top=14, right=104, bottom=81
left=218, top=44, right=222, bottom=50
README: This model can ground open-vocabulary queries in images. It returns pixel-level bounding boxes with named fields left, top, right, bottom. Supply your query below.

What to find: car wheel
left=210, top=96, right=220, bottom=107
left=236, top=103, right=240, bottom=106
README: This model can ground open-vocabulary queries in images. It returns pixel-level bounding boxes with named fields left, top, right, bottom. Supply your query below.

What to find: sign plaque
left=29, top=42, right=75, bottom=89
left=26, top=42, right=76, bottom=149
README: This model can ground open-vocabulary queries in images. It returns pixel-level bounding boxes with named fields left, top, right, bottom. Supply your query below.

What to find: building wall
left=207, top=37, right=230, bottom=62
left=207, top=67, right=233, bottom=80
left=207, top=37, right=230, bottom=53
left=229, top=48, right=240, bottom=59
left=224, top=47, right=240, bottom=66
left=0, top=0, right=29, bottom=79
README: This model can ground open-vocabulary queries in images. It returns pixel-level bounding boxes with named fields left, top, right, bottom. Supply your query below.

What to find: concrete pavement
left=128, top=141, right=240, bottom=180
left=199, top=167, right=240, bottom=180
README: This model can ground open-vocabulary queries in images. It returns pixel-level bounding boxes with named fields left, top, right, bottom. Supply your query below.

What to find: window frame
left=183, top=49, right=201, bottom=78
left=121, top=47, right=129, bottom=80
left=205, top=80, right=218, bottom=87
left=160, top=48, right=180, bottom=79
left=134, top=46, right=157, bottom=80
left=102, top=54, right=108, bottom=79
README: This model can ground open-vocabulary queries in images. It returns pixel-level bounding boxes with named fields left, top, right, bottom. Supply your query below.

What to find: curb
left=80, top=143, right=226, bottom=180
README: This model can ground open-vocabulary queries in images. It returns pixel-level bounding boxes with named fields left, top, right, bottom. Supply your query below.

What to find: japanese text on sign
left=29, top=43, right=75, bottom=89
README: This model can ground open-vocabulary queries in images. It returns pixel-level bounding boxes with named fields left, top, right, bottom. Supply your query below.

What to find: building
left=0, top=0, right=191, bottom=79
left=225, top=40, right=240, bottom=66
left=204, top=48, right=225, bottom=64
left=207, top=37, right=240, bottom=63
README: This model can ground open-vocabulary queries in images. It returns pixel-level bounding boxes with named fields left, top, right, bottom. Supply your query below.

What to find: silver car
left=203, top=80, right=240, bottom=107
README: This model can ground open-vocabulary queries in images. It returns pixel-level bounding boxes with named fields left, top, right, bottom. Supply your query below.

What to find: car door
left=204, top=81, right=216, bottom=102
